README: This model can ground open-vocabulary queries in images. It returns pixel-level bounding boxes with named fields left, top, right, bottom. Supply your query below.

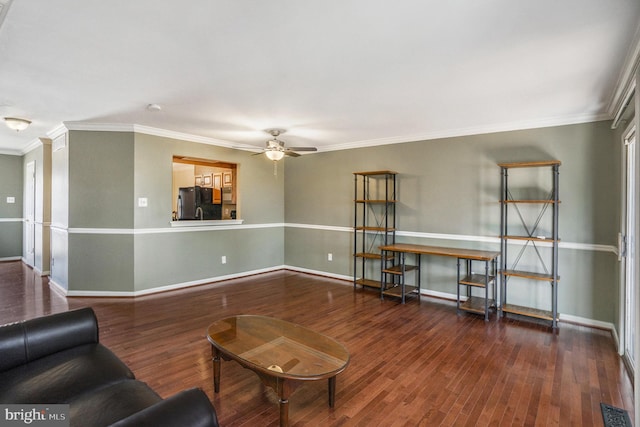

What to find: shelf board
left=497, top=160, right=561, bottom=169
left=355, top=252, right=380, bottom=260
left=501, top=199, right=560, bottom=204
left=354, top=199, right=397, bottom=204
left=382, top=264, right=419, bottom=275
left=358, top=253, right=396, bottom=260
left=355, top=278, right=384, bottom=289
left=501, top=303, right=557, bottom=321
left=355, top=226, right=396, bottom=232
left=459, top=274, right=496, bottom=287
left=460, top=296, right=495, bottom=314
left=382, top=285, right=419, bottom=298
left=504, top=235, right=559, bottom=243
left=503, top=270, right=559, bottom=281
left=353, top=170, right=398, bottom=176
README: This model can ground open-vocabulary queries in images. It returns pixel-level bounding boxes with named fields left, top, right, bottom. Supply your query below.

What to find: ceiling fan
left=258, top=129, right=317, bottom=161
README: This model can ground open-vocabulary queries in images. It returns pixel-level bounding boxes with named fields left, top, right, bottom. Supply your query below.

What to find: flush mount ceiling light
left=4, top=117, right=31, bottom=132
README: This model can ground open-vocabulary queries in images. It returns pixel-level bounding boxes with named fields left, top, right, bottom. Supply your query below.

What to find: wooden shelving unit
left=381, top=259, right=420, bottom=303
left=499, top=160, right=560, bottom=328
left=353, top=171, right=397, bottom=292
left=457, top=257, right=498, bottom=320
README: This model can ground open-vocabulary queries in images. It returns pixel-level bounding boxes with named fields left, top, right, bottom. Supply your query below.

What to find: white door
left=25, top=160, right=36, bottom=267
left=622, top=125, right=637, bottom=371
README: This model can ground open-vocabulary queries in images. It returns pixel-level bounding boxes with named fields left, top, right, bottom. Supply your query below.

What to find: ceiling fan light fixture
left=265, top=149, right=285, bottom=161
left=4, top=117, right=31, bottom=132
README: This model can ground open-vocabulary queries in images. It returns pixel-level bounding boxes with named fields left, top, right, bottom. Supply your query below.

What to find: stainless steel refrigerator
left=177, top=186, right=221, bottom=220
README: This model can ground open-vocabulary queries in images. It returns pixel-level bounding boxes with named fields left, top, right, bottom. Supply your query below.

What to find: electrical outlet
left=328, top=253, right=333, bottom=261
left=221, top=256, right=227, bottom=264
left=6, top=197, right=15, bottom=204
left=138, top=197, right=148, bottom=207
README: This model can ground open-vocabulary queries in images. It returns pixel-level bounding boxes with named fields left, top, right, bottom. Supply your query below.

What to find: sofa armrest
left=109, top=388, right=219, bottom=427
left=0, top=307, right=99, bottom=372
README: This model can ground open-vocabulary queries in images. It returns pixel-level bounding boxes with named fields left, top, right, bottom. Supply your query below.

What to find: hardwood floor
left=0, top=261, right=634, bottom=426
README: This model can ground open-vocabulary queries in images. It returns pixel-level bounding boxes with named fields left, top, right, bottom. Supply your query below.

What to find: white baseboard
left=610, top=323, right=622, bottom=355
left=284, top=265, right=352, bottom=281
left=48, top=279, right=68, bottom=296
left=285, top=266, right=616, bottom=333
left=0, top=256, right=22, bottom=262
left=65, top=265, right=285, bottom=297
left=33, top=266, right=50, bottom=277
left=558, top=313, right=615, bottom=332
left=49, top=262, right=617, bottom=334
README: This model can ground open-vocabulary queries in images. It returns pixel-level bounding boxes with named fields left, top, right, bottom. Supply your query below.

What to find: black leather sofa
left=0, top=307, right=219, bottom=427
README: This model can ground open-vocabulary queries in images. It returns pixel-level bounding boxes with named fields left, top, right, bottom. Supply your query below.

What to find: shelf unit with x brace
left=353, top=171, right=397, bottom=292
left=499, top=160, right=560, bottom=328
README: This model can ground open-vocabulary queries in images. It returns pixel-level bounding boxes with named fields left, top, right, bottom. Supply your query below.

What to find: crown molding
left=33, top=110, right=611, bottom=157
left=321, top=112, right=611, bottom=152
left=131, top=124, right=241, bottom=148
left=47, top=123, right=69, bottom=140
left=607, top=20, right=640, bottom=118
left=0, top=136, right=45, bottom=156
left=56, top=121, right=248, bottom=151
left=62, top=122, right=134, bottom=133
left=0, top=148, right=22, bottom=156
left=19, top=137, right=52, bottom=154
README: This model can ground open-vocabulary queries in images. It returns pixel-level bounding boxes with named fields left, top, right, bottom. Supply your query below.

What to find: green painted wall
left=133, top=227, right=284, bottom=291
left=133, top=132, right=284, bottom=227
left=0, top=154, right=23, bottom=258
left=69, top=131, right=135, bottom=229
left=69, top=233, right=134, bottom=292
left=63, top=130, right=285, bottom=293
left=284, top=121, right=621, bottom=323
left=41, top=120, right=627, bottom=324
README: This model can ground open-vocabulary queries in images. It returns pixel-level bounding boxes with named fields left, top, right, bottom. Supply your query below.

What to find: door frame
left=25, top=160, right=36, bottom=267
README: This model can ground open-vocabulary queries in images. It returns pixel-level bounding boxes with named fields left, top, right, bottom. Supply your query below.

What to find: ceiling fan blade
left=287, top=147, right=317, bottom=152
left=252, top=151, right=265, bottom=156
left=284, top=151, right=301, bottom=157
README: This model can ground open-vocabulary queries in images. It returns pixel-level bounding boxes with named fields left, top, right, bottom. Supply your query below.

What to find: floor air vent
left=601, top=403, right=632, bottom=427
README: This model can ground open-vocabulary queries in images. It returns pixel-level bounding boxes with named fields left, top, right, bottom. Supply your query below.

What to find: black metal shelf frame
left=353, top=171, right=397, bottom=291
left=499, top=161, right=560, bottom=328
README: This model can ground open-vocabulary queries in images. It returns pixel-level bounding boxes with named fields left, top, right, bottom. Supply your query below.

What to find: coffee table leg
left=277, top=379, right=291, bottom=427
left=212, top=346, right=221, bottom=393
left=328, top=376, right=336, bottom=408
left=279, top=396, right=289, bottom=427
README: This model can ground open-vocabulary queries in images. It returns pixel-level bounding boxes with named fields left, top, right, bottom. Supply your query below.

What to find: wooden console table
left=379, top=243, right=500, bottom=320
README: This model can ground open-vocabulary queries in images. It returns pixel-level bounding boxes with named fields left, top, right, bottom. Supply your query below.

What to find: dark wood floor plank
left=0, top=261, right=634, bottom=426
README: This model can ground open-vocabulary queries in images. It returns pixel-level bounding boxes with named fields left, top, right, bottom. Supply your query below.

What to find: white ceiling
left=1, top=0, right=639, bottom=155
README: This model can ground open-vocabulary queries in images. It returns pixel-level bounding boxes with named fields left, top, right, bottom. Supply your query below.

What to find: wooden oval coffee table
left=207, top=315, right=350, bottom=427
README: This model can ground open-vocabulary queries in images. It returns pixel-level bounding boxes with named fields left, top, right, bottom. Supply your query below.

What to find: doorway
left=622, top=123, right=637, bottom=373
left=25, top=160, right=36, bottom=267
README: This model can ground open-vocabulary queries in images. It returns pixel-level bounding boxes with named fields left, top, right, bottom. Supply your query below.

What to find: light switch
left=138, top=197, right=148, bottom=207
left=6, top=197, right=15, bottom=204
